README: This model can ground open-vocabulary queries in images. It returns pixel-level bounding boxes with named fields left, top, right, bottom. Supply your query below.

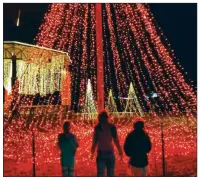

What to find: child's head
left=98, top=110, right=109, bottom=125
left=133, top=117, right=145, bottom=131
left=63, top=121, right=71, bottom=133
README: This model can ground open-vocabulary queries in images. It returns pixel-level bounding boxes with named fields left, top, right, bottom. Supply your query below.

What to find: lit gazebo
left=3, top=41, right=71, bottom=108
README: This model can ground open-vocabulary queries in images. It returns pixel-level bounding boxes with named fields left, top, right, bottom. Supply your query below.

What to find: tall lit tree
left=33, top=3, right=196, bottom=117
left=82, top=79, right=97, bottom=119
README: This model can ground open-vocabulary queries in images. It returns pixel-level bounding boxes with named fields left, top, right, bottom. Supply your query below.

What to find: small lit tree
left=124, top=82, right=144, bottom=117
left=106, top=89, right=118, bottom=114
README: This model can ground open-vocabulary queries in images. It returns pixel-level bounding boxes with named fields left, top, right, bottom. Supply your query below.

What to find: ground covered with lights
left=4, top=115, right=197, bottom=177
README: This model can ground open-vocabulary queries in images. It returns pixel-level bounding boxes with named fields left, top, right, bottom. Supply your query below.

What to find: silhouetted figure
left=91, top=110, right=123, bottom=177
left=124, top=118, right=151, bottom=176
left=58, top=121, right=79, bottom=176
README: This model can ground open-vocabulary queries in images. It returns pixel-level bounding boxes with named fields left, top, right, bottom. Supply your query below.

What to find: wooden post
left=11, top=55, right=17, bottom=89
left=153, top=97, right=165, bottom=176
left=161, top=117, right=166, bottom=176
left=32, top=130, right=36, bottom=177
left=95, top=4, right=104, bottom=112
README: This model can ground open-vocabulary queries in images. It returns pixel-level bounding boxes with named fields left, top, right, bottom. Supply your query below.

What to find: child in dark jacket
left=124, top=118, right=151, bottom=176
left=58, top=121, right=79, bottom=176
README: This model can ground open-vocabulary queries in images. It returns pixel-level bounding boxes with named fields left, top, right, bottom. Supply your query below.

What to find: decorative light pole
left=95, top=4, right=104, bottom=112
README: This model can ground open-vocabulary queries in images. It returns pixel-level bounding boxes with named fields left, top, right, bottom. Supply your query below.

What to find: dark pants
left=62, top=165, right=74, bottom=177
left=96, top=151, right=115, bottom=177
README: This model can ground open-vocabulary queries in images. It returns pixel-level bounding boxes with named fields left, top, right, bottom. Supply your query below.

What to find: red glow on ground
left=4, top=115, right=197, bottom=176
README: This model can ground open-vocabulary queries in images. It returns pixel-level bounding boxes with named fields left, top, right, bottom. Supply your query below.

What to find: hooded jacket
left=124, top=129, right=151, bottom=168
left=58, top=132, right=79, bottom=166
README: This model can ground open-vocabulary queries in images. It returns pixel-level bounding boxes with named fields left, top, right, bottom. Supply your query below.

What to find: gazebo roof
left=3, top=41, right=71, bottom=63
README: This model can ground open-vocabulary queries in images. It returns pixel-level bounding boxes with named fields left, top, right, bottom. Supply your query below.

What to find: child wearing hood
left=58, top=121, right=79, bottom=176
left=124, top=117, right=151, bottom=176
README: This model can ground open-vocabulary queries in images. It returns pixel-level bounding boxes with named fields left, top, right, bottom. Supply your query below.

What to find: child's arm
left=112, top=126, right=123, bottom=158
left=91, top=129, right=98, bottom=156
left=145, top=134, right=152, bottom=153
left=124, top=134, right=132, bottom=156
left=74, top=135, right=79, bottom=148
left=73, top=135, right=79, bottom=155
left=57, top=134, right=62, bottom=149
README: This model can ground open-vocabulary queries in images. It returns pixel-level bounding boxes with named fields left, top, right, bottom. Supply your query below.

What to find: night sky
left=3, top=3, right=197, bottom=84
